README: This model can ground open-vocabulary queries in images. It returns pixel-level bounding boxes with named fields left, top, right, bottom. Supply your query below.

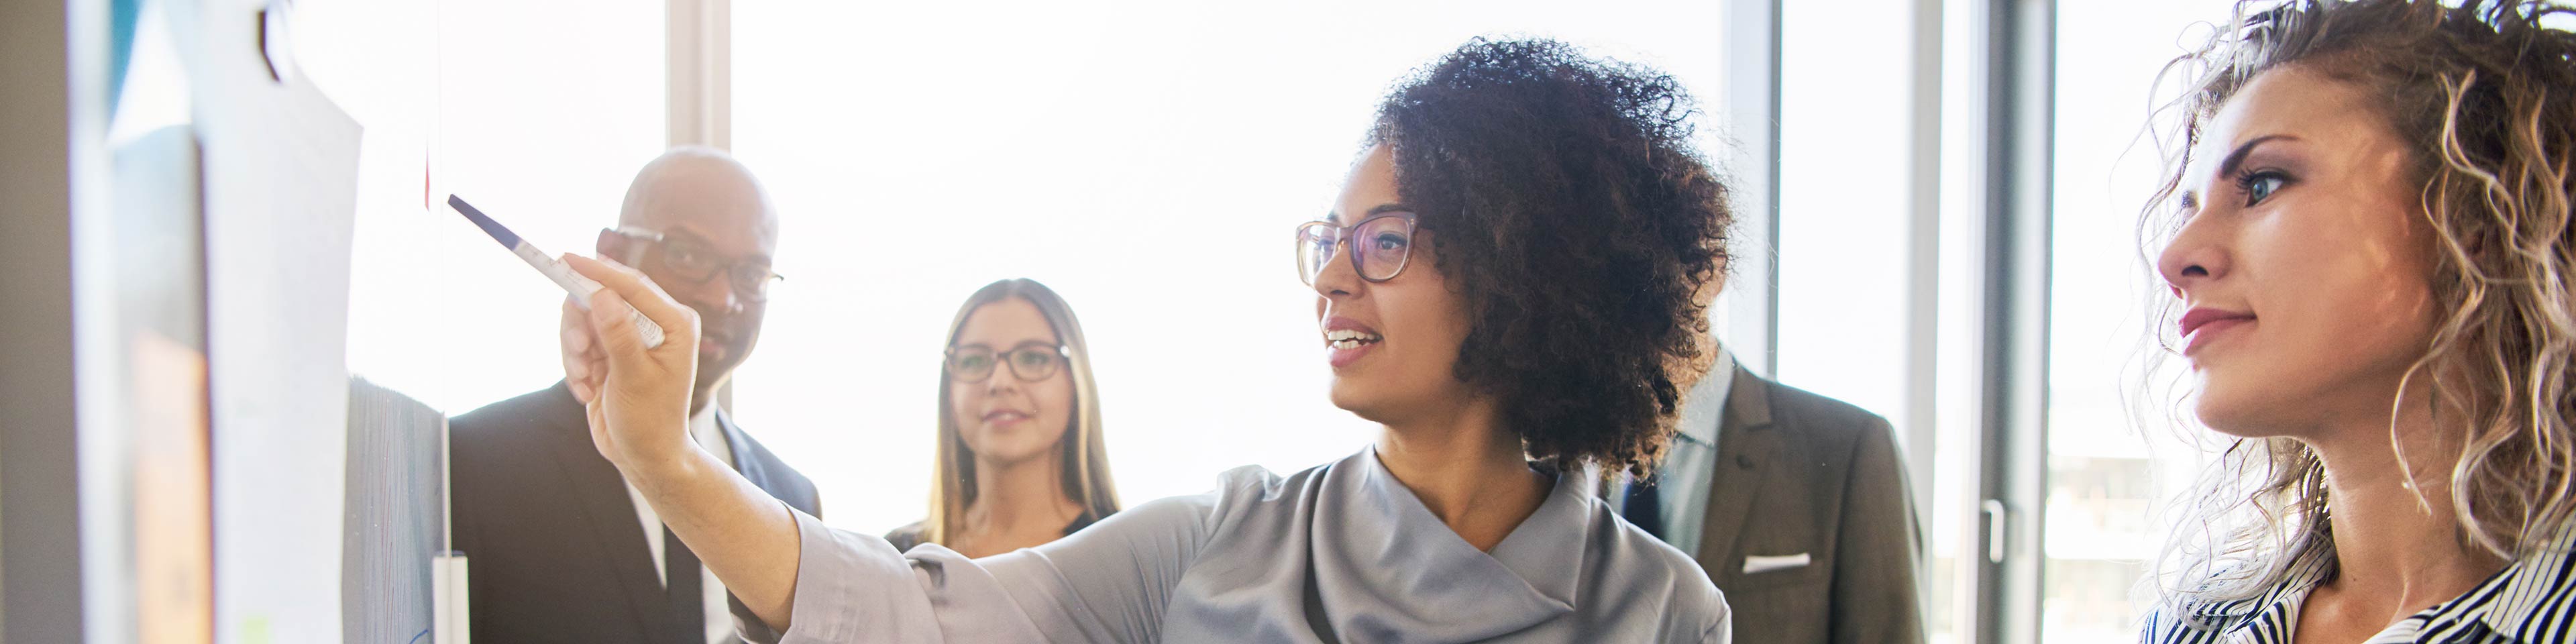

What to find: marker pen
left=446, top=195, right=667, bottom=350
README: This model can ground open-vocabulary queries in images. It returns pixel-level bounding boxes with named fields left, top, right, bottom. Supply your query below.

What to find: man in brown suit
left=1615, top=346, right=1925, bottom=643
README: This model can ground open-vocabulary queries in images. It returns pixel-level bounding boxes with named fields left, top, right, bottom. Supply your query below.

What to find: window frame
left=688, top=1, right=2061, bottom=640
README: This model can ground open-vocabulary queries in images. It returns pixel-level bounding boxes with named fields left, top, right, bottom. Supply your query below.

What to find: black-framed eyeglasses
left=612, top=226, right=786, bottom=301
left=945, top=341, right=1067, bottom=384
left=1295, top=212, right=1418, bottom=286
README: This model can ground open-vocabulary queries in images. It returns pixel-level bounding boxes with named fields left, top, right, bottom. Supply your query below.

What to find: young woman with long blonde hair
left=884, top=278, right=1122, bottom=557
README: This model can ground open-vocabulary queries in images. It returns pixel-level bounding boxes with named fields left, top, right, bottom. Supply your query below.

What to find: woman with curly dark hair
left=557, top=38, right=1734, bottom=643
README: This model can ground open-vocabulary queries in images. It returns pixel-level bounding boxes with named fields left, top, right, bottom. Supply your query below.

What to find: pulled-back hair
left=923, top=278, right=1122, bottom=546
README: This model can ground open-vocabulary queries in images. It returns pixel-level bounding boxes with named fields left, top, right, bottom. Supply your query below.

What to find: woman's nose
left=984, top=367, right=1023, bottom=393
left=1311, top=239, right=1362, bottom=300
left=2157, top=213, right=2231, bottom=295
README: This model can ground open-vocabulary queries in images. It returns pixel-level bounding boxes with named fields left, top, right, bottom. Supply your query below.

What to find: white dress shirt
left=625, top=402, right=738, bottom=644
left=1628, top=349, right=1734, bottom=557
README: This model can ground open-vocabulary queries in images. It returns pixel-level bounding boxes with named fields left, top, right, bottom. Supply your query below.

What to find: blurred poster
left=131, top=332, right=213, bottom=644
left=164, top=0, right=366, bottom=639
left=111, top=123, right=215, bottom=644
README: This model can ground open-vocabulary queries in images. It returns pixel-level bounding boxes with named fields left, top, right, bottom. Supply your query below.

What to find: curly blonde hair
left=2139, top=0, right=2576, bottom=607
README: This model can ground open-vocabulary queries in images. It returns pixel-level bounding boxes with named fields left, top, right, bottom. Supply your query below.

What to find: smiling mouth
left=1324, top=329, right=1382, bottom=350
left=983, top=410, right=1030, bottom=423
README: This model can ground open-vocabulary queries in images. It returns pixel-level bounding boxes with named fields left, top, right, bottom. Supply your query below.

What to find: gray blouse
left=755, top=448, right=1731, bottom=643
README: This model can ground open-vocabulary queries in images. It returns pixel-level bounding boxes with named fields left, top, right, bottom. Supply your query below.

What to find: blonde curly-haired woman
left=2139, top=1, right=2576, bottom=641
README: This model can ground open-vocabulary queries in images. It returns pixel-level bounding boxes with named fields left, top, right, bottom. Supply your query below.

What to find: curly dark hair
left=1369, top=38, right=1732, bottom=476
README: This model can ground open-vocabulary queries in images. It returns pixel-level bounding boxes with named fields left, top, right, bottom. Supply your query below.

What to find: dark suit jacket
left=451, top=382, right=821, bottom=644
left=1695, top=368, right=1925, bottom=644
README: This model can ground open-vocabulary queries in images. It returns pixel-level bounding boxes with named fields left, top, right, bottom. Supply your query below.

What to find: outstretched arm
left=562, top=255, right=1216, bottom=643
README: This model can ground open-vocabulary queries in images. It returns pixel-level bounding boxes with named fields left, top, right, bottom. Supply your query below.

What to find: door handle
left=1980, top=499, right=2009, bottom=564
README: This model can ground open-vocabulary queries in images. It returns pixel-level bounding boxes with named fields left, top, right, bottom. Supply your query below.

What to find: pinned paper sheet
left=164, top=0, right=366, bottom=639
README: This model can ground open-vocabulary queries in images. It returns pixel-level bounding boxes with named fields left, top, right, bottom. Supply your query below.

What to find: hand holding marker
left=446, top=195, right=667, bottom=350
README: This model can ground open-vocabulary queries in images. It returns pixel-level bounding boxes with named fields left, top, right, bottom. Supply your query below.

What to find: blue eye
left=2239, top=171, right=2288, bottom=207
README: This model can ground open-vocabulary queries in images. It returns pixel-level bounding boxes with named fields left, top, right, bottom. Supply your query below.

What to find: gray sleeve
left=1691, top=570, right=1733, bottom=643
left=757, top=492, right=1221, bottom=644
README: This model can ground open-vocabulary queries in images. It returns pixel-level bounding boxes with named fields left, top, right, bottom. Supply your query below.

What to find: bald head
left=597, top=146, right=781, bottom=409
left=618, top=146, right=778, bottom=246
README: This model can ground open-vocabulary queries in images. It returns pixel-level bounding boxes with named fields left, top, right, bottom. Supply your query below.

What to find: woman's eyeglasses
left=1295, top=212, right=1418, bottom=286
left=945, top=341, right=1067, bottom=383
left=612, top=226, right=786, bottom=301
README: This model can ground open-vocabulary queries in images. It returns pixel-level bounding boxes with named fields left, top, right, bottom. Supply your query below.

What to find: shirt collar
left=2460, top=525, right=2576, bottom=637
left=2197, top=539, right=2337, bottom=639
left=690, top=404, right=731, bottom=464
left=2192, top=527, right=2576, bottom=643
left=1674, top=347, right=1735, bottom=446
left=1307, top=447, right=1579, bottom=642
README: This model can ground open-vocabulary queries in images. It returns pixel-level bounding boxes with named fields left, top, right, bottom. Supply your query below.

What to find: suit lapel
left=534, top=383, right=676, bottom=640
left=716, top=409, right=785, bottom=502
left=1693, top=367, right=1775, bottom=575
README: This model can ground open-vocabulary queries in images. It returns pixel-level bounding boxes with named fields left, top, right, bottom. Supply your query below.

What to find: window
left=2043, top=1, right=2238, bottom=639
left=1772, top=0, right=1951, bottom=639
left=323, top=0, right=668, bottom=415
left=307, top=2, right=2256, bottom=637
left=727, top=1, right=1736, bottom=535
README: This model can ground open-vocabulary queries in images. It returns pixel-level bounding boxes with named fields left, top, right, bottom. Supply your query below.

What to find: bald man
left=449, top=146, right=820, bottom=644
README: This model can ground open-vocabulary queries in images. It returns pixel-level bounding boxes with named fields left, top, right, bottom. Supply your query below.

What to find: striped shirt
left=2141, top=530, right=2576, bottom=643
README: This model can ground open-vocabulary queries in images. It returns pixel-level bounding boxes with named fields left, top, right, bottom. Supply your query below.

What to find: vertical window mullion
left=1970, top=0, right=2054, bottom=642
left=1722, top=0, right=1782, bottom=378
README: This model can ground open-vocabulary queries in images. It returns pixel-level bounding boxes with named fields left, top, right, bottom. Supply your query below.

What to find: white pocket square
left=1742, top=552, right=1811, bottom=574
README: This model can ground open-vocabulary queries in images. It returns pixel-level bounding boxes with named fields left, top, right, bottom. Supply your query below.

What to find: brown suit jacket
left=1690, top=368, right=1925, bottom=644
